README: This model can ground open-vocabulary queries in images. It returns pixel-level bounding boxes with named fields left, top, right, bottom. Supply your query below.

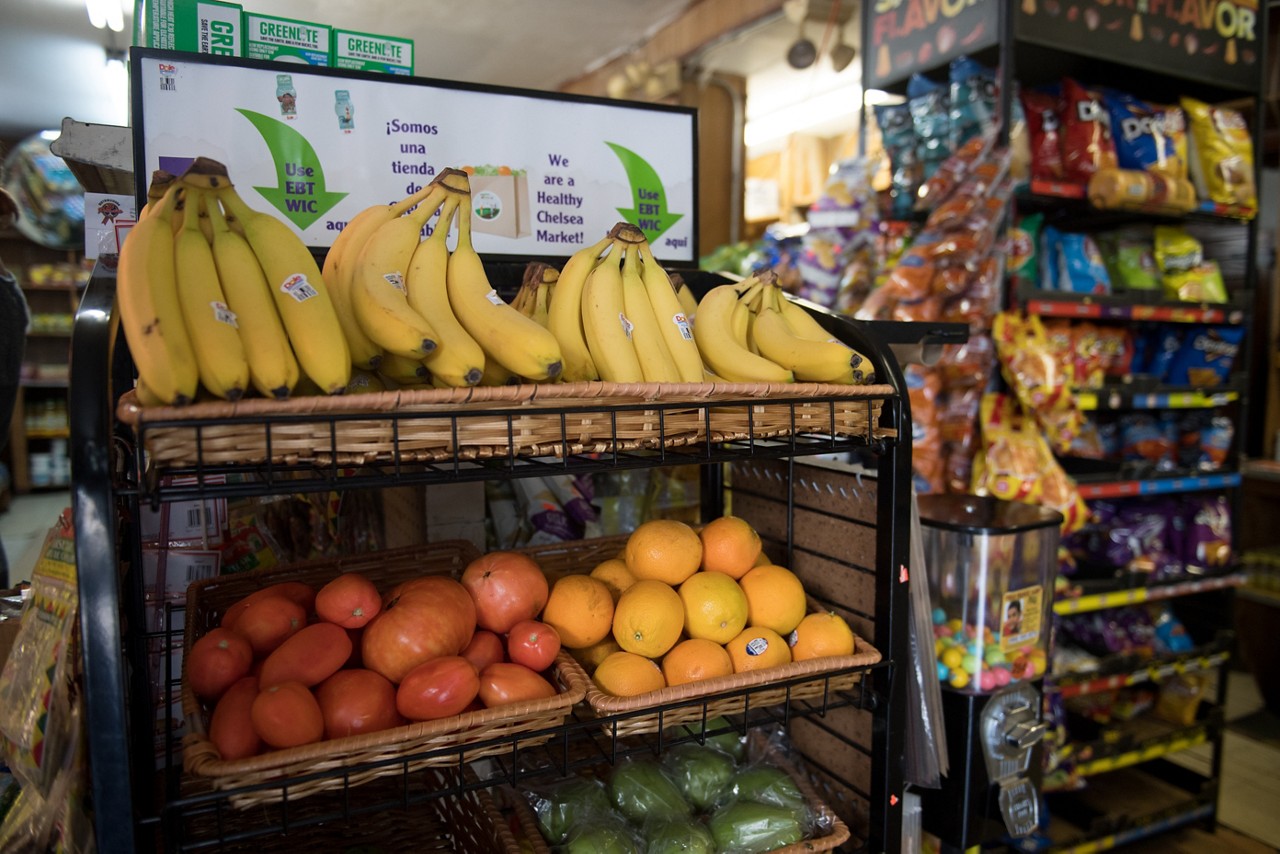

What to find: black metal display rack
left=67, top=258, right=923, bottom=852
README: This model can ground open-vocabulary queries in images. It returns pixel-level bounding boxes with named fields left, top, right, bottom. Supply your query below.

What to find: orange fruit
left=788, top=612, right=856, bottom=661
left=589, top=559, right=637, bottom=602
left=542, top=575, right=615, bottom=649
left=725, top=627, right=792, bottom=673
left=612, top=580, right=684, bottom=658
left=678, top=572, right=748, bottom=644
left=593, top=651, right=666, bottom=697
left=624, top=520, right=702, bottom=586
left=662, top=638, right=734, bottom=687
left=738, top=565, right=807, bottom=635
left=574, top=637, right=623, bottom=673
left=699, top=516, right=762, bottom=579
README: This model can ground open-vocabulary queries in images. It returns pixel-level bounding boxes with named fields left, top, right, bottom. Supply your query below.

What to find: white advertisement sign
left=134, top=52, right=697, bottom=262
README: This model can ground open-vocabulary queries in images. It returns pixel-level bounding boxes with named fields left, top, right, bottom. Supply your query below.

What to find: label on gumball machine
left=1000, top=585, right=1043, bottom=654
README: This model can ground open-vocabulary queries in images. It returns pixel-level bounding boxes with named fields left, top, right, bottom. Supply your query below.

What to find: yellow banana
left=187, top=159, right=351, bottom=394
left=116, top=183, right=199, bottom=405
left=443, top=174, right=563, bottom=381
left=774, top=288, right=870, bottom=381
left=479, top=357, right=518, bottom=387
left=322, top=207, right=385, bottom=371
left=350, top=184, right=447, bottom=359
left=174, top=189, right=249, bottom=400
left=547, top=236, right=612, bottom=382
left=752, top=287, right=863, bottom=383
left=325, top=184, right=443, bottom=370
left=204, top=192, right=299, bottom=399
left=134, top=377, right=167, bottom=408
left=378, top=352, right=430, bottom=385
left=533, top=280, right=551, bottom=328
left=620, top=243, right=680, bottom=383
left=637, top=243, right=703, bottom=382
left=581, top=250, right=643, bottom=383
left=405, top=195, right=485, bottom=387
left=693, top=282, right=793, bottom=384
left=138, top=170, right=177, bottom=221
left=345, top=368, right=386, bottom=395
left=674, top=275, right=699, bottom=320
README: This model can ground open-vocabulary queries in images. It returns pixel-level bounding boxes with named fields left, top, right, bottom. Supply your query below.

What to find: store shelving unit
left=861, top=0, right=1267, bottom=847
left=69, top=251, right=920, bottom=851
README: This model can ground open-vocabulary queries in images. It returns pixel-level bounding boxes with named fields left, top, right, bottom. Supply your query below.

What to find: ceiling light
left=86, top=0, right=125, bottom=33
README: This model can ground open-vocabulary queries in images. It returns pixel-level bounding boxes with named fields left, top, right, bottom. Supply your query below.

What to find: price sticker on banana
left=619, top=312, right=635, bottom=339
left=673, top=313, right=693, bottom=341
left=485, top=289, right=505, bottom=306
left=281, top=273, right=319, bottom=302
left=211, top=301, right=239, bottom=328
left=384, top=272, right=406, bottom=293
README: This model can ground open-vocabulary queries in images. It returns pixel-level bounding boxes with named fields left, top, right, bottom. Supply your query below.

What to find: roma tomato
left=478, top=662, right=557, bottom=709
left=461, top=630, right=505, bottom=673
left=506, top=620, right=561, bottom=672
left=461, top=552, right=549, bottom=634
left=229, top=594, right=306, bottom=657
left=361, top=576, right=476, bottom=684
left=396, top=656, right=480, bottom=721
left=315, top=572, right=382, bottom=629
left=221, top=581, right=316, bottom=629
left=186, top=627, right=253, bottom=701
left=259, top=622, right=352, bottom=688
left=209, top=676, right=261, bottom=760
left=251, top=681, right=324, bottom=749
left=315, top=669, right=405, bottom=739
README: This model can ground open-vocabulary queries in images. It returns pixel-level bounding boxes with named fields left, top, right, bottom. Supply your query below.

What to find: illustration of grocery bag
left=468, top=166, right=530, bottom=239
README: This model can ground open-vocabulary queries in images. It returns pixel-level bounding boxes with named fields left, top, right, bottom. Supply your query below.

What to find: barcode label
left=186, top=506, right=210, bottom=529
left=384, top=272, right=406, bottom=292
left=281, top=273, right=319, bottom=302
left=184, top=560, right=217, bottom=584
left=672, top=313, right=692, bottom=340
left=160, top=78, right=176, bottom=92
left=211, top=301, right=238, bottom=328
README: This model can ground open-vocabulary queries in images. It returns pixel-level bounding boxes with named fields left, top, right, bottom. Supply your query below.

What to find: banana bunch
left=513, top=262, right=557, bottom=328
left=545, top=223, right=702, bottom=384
left=695, top=271, right=872, bottom=384
left=117, top=157, right=351, bottom=405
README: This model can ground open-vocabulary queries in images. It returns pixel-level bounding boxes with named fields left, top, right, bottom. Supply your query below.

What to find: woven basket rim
left=118, top=380, right=897, bottom=426
left=562, top=638, right=881, bottom=715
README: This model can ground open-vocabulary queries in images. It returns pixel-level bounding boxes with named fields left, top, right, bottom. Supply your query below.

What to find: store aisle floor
left=0, top=490, right=69, bottom=587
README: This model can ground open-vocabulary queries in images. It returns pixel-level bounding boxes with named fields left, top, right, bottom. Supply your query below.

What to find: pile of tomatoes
left=187, top=551, right=563, bottom=760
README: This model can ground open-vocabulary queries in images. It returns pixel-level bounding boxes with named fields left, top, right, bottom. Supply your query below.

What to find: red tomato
left=315, top=669, right=405, bottom=739
left=506, top=620, right=561, bottom=672
left=461, top=552, right=549, bottom=634
left=461, top=630, right=506, bottom=672
left=186, top=627, right=253, bottom=701
left=361, top=576, right=476, bottom=684
left=478, top=662, right=557, bottom=709
left=315, top=572, right=382, bottom=629
left=396, top=656, right=480, bottom=721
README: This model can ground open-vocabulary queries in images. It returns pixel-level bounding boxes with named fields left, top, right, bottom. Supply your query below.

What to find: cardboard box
left=139, top=0, right=243, bottom=56
left=332, top=28, right=413, bottom=76
left=243, top=12, right=331, bottom=65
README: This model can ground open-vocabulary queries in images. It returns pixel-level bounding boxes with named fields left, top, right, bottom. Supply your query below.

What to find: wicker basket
left=117, top=380, right=893, bottom=469
left=180, top=542, right=589, bottom=809
left=519, top=537, right=882, bottom=738
left=505, top=747, right=851, bottom=853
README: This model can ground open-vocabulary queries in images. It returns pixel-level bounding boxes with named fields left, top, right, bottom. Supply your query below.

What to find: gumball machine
left=916, top=494, right=1061, bottom=850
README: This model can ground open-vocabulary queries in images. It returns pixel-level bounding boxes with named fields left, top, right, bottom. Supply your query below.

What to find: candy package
left=949, top=55, right=999, bottom=148
left=1165, top=325, right=1243, bottom=387
left=1182, top=96, right=1256, bottom=210
left=1059, top=78, right=1118, bottom=183
left=1021, top=87, right=1064, bottom=182
left=1102, top=90, right=1187, bottom=178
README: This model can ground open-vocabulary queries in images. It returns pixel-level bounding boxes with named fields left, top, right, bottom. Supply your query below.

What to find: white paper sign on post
left=133, top=50, right=698, bottom=264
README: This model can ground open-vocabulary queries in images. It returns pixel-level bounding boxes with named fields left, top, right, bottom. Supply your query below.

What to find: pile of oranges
left=538, top=516, right=859, bottom=697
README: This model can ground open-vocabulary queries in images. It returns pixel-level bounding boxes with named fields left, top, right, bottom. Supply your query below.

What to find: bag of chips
left=1100, top=229, right=1160, bottom=291
left=1182, top=96, right=1256, bottom=209
left=909, top=74, right=952, bottom=181
left=950, top=55, right=999, bottom=148
left=1059, top=78, right=1119, bottom=183
left=993, top=312, right=1084, bottom=452
left=1022, top=87, right=1064, bottom=182
left=1165, top=325, right=1243, bottom=387
left=1103, top=89, right=1187, bottom=178
left=1044, top=226, right=1111, bottom=295
left=875, top=102, right=921, bottom=219
left=1008, top=213, right=1043, bottom=291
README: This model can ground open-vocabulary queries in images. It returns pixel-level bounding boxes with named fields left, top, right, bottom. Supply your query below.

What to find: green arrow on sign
left=605, top=141, right=683, bottom=245
left=235, top=108, right=346, bottom=230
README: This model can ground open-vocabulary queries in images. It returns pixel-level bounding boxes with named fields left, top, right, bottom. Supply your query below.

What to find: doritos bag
left=1021, top=87, right=1064, bottom=182
left=1059, top=78, right=1118, bottom=183
left=1103, top=89, right=1187, bottom=179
